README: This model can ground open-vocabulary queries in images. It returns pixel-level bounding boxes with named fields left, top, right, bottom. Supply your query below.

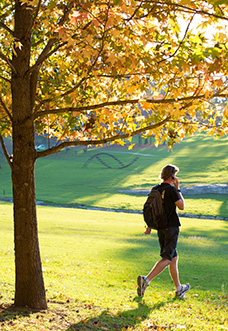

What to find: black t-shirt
left=152, top=182, right=181, bottom=227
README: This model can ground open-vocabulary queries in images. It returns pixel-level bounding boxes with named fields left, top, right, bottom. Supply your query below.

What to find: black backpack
left=143, top=185, right=169, bottom=230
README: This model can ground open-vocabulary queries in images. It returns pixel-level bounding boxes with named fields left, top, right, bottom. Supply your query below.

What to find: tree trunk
left=11, top=2, right=47, bottom=309
left=12, top=126, right=47, bottom=309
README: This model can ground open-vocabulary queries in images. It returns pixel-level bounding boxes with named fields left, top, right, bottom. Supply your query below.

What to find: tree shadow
left=219, top=198, right=228, bottom=218
left=0, top=304, right=36, bottom=323
left=67, top=299, right=151, bottom=331
left=66, top=296, right=178, bottom=331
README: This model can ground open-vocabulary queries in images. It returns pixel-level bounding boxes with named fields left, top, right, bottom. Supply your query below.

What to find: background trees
left=0, top=0, right=228, bottom=309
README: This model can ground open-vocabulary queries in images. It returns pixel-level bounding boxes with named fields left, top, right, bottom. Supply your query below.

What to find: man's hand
left=144, top=227, right=151, bottom=235
left=173, top=176, right=180, bottom=190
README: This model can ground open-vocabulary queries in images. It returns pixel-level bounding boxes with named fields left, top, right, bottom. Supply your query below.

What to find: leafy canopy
left=0, top=0, right=228, bottom=153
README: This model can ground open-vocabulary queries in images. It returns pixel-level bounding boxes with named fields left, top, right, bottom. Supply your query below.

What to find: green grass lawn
left=0, top=202, right=227, bottom=330
left=0, top=132, right=228, bottom=218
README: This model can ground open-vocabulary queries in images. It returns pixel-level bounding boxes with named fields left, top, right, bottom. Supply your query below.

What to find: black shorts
left=157, top=227, right=179, bottom=261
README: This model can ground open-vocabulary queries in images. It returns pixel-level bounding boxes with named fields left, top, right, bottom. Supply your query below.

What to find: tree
left=0, top=0, right=228, bottom=309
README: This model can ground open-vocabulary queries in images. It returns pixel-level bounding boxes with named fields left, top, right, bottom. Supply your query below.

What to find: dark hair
left=160, top=164, right=179, bottom=181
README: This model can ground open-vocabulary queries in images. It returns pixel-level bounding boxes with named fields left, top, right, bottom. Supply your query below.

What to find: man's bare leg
left=169, top=256, right=181, bottom=291
left=146, top=257, right=171, bottom=282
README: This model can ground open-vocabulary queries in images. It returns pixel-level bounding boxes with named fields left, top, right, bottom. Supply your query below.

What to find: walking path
left=35, top=202, right=228, bottom=222
left=119, top=184, right=228, bottom=195
left=1, top=181, right=228, bottom=223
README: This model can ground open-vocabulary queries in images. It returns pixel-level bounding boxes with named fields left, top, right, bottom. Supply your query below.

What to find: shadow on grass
left=67, top=300, right=151, bottom=331
left=66, top=296, right=180, bottom=331
left=0, top=303, right=35, bottom=323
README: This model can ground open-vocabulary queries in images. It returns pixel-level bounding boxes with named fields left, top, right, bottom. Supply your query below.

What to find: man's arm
left=174, top=177, right=185, bottom=210
left=175, top=192, right=185, bottom=210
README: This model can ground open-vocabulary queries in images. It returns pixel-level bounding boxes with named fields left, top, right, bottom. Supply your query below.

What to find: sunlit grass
left=0, top=202, right=227, bottom=330
left=0, top=132, right=228, bottom=218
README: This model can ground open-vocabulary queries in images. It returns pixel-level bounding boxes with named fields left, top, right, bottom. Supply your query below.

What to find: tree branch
left=145, top=1, right=228, bottom=21
left=33, top=74, right=89, bottom=114
left=0, top=75, right=11, bottom=84
left=58, top=1, right=75, bottom=26
left=28, top=2, right=76, bottom=105
left=35, top=115, right=170, bottom=159
left=0, top=21, right=14, bottom=36
left=31, top=1, right=75, bottom=69
left=32, top=2, right=115, bottom=113
left=0, top=51, right=16, bottom=74
left=42, top=3, right=111, bottom=106
left=0, top=2, right=13, bottom=22
left=29, top=38, right=60, bottom=108
left=158, top=12, right=196, bottom=64
left=24, top=0, right=42, bottom=40
left=0, top=135, right=12, bottom=170
left=0, top=95, right=12, bottom=121
left=33, top=91, right=228, bottom=120
left=125, top=1, right=144, bottom=21
left=33, top=99, right=140, bottom=119
left=29, top=39, right=67, bottom=75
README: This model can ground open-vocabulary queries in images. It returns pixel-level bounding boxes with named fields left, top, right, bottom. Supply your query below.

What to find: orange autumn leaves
left=1, top=1, right=228, bottom=149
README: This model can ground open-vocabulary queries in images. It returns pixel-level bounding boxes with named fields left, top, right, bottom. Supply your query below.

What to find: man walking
left=137, top=164, right=190, bottom=299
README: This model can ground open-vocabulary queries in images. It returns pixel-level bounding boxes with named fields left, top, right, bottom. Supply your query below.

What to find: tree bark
left=12, top=124, right=47, bottom=309
left=11, top=2, right=47, bottom=309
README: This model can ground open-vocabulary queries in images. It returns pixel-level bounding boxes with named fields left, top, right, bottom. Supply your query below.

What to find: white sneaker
left=137, top=276, right=149, bottom=297
left=176, top=283, right=191, bottom=299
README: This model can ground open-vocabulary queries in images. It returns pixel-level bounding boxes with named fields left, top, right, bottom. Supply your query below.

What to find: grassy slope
left=0, top=132, right=228, bottom=217
left=0, top=202, right=227, bottom=330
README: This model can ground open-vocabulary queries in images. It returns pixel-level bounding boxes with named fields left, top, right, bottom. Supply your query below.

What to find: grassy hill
left=0, top=132, right=228, bottom=218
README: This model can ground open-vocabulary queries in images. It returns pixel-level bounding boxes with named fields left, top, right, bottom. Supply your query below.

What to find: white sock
left=176, top=285, right=182, bottom=292
left=145, top=278, right=150, bottom=285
